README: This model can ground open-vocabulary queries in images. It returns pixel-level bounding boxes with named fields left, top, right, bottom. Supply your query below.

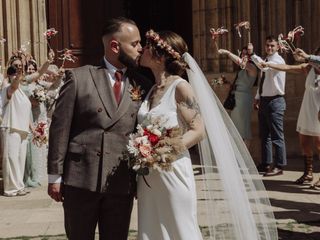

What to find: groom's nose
left=138, top=46, right=145, bottom=54
left=137, top=43, right=142, bottom=52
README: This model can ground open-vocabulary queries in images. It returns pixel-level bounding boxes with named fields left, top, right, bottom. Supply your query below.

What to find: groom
left=47, top=17, right=151, bottom=240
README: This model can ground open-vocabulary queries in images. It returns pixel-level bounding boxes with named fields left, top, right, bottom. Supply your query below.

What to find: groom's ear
left=110, top=40, right=120, bottom=53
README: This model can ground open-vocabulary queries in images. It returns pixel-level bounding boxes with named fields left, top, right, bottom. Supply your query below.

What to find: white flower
left=151, top=128, right=162, bottom=137
left=133, top=165, right=141, bottom=171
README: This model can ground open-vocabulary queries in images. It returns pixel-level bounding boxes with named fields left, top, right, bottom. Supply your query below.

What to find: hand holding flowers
left=32, top=121, right=49, bottom=147
left=125, top=116, right=186, bottom=176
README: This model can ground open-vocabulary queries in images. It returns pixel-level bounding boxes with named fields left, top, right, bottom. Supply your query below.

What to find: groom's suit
left=48, top=61, right=151, bottom=240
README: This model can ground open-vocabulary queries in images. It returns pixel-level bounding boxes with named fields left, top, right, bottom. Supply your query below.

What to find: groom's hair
left=102, top=17, right=137, bottom=37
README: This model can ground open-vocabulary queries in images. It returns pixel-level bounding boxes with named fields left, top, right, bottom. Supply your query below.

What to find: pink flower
left=139, top=144, right=152, bottom=157
left=44, top=28, right=58, bottom=39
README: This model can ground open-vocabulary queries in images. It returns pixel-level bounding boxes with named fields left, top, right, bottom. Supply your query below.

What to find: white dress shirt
left=255, top=52, right=286, bottom=99
left=48, top=58, right=127, bottom=184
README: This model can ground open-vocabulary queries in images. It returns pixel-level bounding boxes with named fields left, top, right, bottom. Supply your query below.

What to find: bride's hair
left=146, top=30, right=189, bottom=76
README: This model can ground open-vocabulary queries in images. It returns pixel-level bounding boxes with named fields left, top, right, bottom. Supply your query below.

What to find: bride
left=136, top=29, right=278, bottom=240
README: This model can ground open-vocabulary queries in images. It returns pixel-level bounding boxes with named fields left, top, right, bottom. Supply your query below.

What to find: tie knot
left=115, top=70, right=123, bottom=82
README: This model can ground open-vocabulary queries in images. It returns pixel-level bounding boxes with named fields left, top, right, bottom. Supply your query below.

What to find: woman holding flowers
left=22, top=58, right=64, bottom=188
left=135, top=29, right=278, bottom=240
left=137, top=30, right=205, bottom=240
left=218, top=44, right=258, bottom=148
left=261, top=47, right=320, bottom=188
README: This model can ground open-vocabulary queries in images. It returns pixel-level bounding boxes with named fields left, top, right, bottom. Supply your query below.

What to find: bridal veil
left=183, top=52, right=278, bottom=240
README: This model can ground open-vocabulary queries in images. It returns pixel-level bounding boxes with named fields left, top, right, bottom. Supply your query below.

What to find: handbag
left=223, top=92, right=235, bottom=110
left=223, top=72, right=238, bottom=110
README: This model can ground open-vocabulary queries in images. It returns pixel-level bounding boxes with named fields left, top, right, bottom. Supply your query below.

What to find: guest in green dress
left=218, top=44, right=258, bottom=148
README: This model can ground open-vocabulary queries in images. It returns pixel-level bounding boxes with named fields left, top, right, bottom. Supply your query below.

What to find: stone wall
left=0, top=0, right=47, bottom=73
left=192, top=0, right=320, bottom=161
left=193, top=0, right=320, bottom=72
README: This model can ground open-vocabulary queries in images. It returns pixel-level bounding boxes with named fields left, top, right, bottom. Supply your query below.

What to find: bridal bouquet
left=32, top=84, right=47, bottom=103
left=32, top=121, right=49, bottom=147
left=126, top=116, right=186, bottom=176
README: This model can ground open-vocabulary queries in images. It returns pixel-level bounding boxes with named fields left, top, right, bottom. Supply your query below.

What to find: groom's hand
left=48, top=183, right=64, bottom=202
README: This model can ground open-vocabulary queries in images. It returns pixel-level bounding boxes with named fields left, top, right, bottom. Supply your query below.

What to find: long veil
left=183, top=53, right=278, bottom=240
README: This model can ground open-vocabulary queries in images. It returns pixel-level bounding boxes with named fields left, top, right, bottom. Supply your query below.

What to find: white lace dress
left=137, top=78, right=203, bottom=240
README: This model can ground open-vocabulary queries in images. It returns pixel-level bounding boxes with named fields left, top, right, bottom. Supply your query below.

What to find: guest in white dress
left=1, top=56, right=32, bottom=196
left=261, top=47, right=320, bottom=188
left=136, top=30, right=278, bottom=240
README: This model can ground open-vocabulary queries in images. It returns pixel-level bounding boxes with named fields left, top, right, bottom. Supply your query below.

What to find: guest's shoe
left=25, top=180, right=40, bottom=188
left=310, top=179, right=320, bottom=190
left=256, top=164, right=271, bottom=174
left=3, top=189, right=30, bottom=197
left=263, top=166, right=283, bottom=177
left=16, top=189, right=29, bottom=196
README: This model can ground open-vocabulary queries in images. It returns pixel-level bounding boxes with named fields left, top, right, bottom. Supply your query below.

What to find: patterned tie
left=113, top=70, right=123, bottom=104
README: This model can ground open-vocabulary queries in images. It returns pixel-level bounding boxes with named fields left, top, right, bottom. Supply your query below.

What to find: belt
left=260, top=95, right=284, bottom=100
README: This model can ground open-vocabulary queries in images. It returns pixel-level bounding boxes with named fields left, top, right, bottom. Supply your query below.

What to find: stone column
left=0, top=0, right=47, bottom=73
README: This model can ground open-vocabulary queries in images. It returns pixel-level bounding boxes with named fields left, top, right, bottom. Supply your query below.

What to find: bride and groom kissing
left=47, top=17, right=278, bottom=240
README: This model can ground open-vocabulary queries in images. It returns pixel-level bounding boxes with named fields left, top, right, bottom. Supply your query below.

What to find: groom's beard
left=118, top=48, right=139, bottom=69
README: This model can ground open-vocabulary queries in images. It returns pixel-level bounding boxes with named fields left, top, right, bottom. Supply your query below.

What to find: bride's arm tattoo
left=179, top=97, right=201, bottom=124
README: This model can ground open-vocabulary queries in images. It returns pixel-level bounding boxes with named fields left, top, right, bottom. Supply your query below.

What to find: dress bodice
left=138, top=78, right=186, bottom=129
left=235, top=69, right=256, bottom=93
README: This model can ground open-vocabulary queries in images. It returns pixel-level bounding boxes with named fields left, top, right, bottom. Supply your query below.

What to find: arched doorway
left=46, top=0, right=192, bottom=68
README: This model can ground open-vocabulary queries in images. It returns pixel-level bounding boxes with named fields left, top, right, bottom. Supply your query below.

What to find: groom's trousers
left=63, top=185, right=134, bottom=240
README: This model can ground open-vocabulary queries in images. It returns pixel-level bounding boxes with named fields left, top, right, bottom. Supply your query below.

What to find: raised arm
left=218, top=43, right=257, bottom=77
left=176, top=81, right=205, bottom=149
left=25, top=49, right=55, bottom=83
left=296, top=48, right=320, bottom=64
left=6, top=72, right=23, bottom=99
left=262, top=61, right=308, bottom=74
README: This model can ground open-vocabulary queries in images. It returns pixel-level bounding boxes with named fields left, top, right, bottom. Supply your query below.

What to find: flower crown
left=145, top=30, right=181, bottom=60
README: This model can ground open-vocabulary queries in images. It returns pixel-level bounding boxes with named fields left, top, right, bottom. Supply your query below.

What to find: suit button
left=97, top=151, right=101, bottom=157
left=97, top=108, right=103, bottom=112
left=131, top=113, right=135, bottom=118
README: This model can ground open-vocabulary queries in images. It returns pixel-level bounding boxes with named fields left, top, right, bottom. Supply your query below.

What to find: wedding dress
left=137, top=78, right=203, bottom=240
left=136, top=53, right=278, bottom=240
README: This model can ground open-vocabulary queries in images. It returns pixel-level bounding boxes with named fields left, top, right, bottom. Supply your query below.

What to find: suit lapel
left=89, top=66, right=117, bottom=118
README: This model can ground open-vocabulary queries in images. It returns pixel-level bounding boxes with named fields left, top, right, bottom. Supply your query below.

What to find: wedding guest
left=261, top=46, right=320, bottom=188
left=22, top=53, right=61, bottom=188
left=253, top=35, right=287, bottom=176
left=218, top=43, right=258, bottom=147
left=1, top=57, right=32, bottom=197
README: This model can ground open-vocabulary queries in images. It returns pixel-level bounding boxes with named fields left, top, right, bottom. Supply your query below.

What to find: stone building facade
left=1, top=0, right=320, bottom=160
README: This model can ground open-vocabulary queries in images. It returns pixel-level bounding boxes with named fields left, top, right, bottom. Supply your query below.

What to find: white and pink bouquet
left=126, top=116, right=186, bottom=176
left=32, top=121, right=49, bottom=147
left=32, top=84, right=47, bottom=103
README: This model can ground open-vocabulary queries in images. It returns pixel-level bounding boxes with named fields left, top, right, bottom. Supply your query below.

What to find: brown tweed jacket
left=48, top=62, right=152, bottom=194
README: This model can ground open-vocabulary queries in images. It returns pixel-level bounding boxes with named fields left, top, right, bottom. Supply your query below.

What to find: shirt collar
left=267, top=52, right=279, bottom=61
left=103, top=57, right=127, bottom=77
